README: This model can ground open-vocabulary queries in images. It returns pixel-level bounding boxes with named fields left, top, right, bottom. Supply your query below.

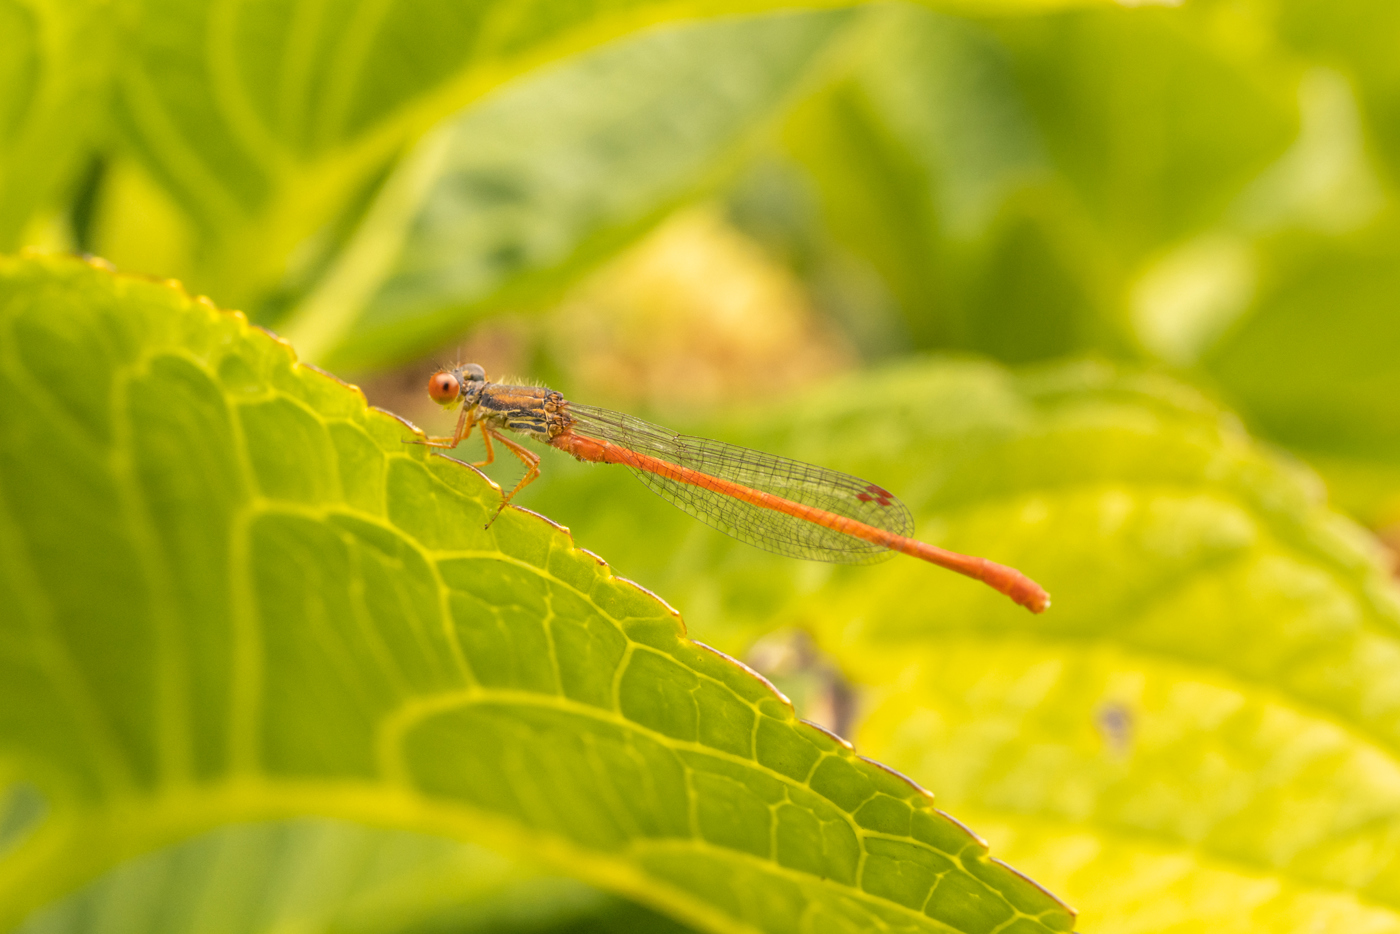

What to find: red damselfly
left=415, top=364, right=1049, bottom=613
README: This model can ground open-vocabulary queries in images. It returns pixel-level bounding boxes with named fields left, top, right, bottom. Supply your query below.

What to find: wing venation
left=564, top=404, right=914, bottom=564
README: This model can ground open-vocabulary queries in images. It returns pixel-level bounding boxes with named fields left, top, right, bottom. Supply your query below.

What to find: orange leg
left=409, top=405, right=477, bottom=449
left=484, top=428, right=541, bottom=528
left=473, top=422, right=495, bottom=468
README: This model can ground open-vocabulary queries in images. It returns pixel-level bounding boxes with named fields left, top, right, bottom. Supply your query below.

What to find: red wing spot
left=864, top=484, right=894, bottom=507
left=856, top=493, right=874, bottom=503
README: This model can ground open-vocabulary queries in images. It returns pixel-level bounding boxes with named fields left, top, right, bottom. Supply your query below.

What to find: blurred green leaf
left=1277, top=0, right=1400, bottom=186
left=523, top=357, right=1400, bottom=932
left=757, top=2, right=1400, bottom=526
left=779, top=5, right=1079, bottom=359
left=98, top=0, right=1125, bottom=313
left=15, top=820, right=694, bottom=934
left=1121, top=61, right=1397, bottom=524
left=282, top=10, right=858, bottom=370
left=1201, top=221, right=1400, bottom=527
left=992, top=7, right=1297, bottom=254
left=85, top=157, right=199, bottom=288
left=110, top=0, right=812, bottom=307
left=776, top=4, right=1297, bottom=362
left=0, top=0, right=110, bottom=248
left=0, top=254, right=1076, bottom=934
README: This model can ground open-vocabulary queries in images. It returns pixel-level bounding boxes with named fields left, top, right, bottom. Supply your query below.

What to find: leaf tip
left=427, top=451, right=502, bottom=494
left=858, top=755, right=935, bottom=802
left=989, top=856, right=1079, bottom=922
left=799, top=718, right=853, bottom=751
left=81, top=253, right=117, bottom=272
left=252, top=324, right=299, bottom=361
left=371, top=405, right=424, bottom=437
left=303, top=362, right=368, bottom=406
left=933, top=807, right=989, bottom=851
left=612, top=575, right=684, bottom=628
left=577, top=547, right=610, bottom=567
left=193, top=292, right=227, bottom=316
left=692, top=640, right=794, bottom=711
left=508, top=504, right=572, bottom=537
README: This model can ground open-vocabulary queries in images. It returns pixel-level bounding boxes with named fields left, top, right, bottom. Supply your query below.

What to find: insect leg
left=484, top=429, right=541, bottom=528
left=409, top=405, right=477, bottom=449
left=473, top=422, right=496, bottom=468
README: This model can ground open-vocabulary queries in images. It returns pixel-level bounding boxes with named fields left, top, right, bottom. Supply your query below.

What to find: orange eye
left=427, top=371, right=461, bottom=403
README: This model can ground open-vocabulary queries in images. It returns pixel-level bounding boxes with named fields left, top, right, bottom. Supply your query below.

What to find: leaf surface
left=520, top=359, right=1400, bottom=933
left=281, top=10, right=857, bottom=368
left=0, top=254, right=1075, bottom=934
left=1201, top=223, right=1400, bottom=526
left=772, top=4, right=1296, bottom=362
left=759, top=3, right=1400, bottom=526
left=104, top=0, right=1122, bottom=313
left=14, top=819, right=693, bottom=934
left=1277, top=0, right=1400, bottom=183
left=0, top=0, right=110, bottom=247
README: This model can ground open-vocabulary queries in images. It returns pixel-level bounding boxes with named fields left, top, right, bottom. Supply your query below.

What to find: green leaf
left=109, top=0, right=794, bottom=306
left=778, top=5, right=1074, bottom=359
left=1200, top=221, right=1400, bottom=527
left=521, top=359, right=1400, bottom=932
left=775, top=4, right=1296, bottom=361
left=991, top=8, right=1297, bottom=254
left=1277, top=0, right=1400, bottom=185
left=0, top=253, right=1075, bottom=934
left=15, top=819, right=693, bottom=934
left=102, top=0, right=1124, bottom=313
left=0, top=0, right=110, bottom=247
left=280, top=10, right=858, bottom=370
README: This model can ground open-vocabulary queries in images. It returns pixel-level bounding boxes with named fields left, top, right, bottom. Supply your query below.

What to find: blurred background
left=8, top=0, right=1400, bottom=930
left=18, top=0, right=1399, bottom=536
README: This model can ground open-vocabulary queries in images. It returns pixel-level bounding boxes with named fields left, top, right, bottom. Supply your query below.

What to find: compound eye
left=427, top=371, right=461, bottom=403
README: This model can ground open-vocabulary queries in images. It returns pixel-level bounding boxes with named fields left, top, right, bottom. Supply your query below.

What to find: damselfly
left=416, top=364, right=1049, bottom=612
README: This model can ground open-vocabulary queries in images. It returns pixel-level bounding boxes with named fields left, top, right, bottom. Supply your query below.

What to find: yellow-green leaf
left=104, top=0, right=1124, bottom=312
left=281, top=10, right=857, bottom=369
left=15, top=819, right=692, bottom=934
left=0, top=0, right=110, bottom=248
left=0, top=253, right=1075, bottom=934
left=522, top=359, right=1400, bottom=932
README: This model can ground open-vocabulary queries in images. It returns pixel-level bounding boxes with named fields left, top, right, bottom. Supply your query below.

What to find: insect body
left=417, top=364, right=1049, bottom=612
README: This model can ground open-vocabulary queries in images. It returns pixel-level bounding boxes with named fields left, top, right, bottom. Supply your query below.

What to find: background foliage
left=3, top=0, right=1400, bottom=931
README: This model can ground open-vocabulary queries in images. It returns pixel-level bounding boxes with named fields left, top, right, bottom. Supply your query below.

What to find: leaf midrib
left=8, top=322, right=1400, bottom=863
left=4, top=401, right=986, bottom=932
left=0, top=777, right=767, bottom=934
left=0, top=773, right=1013, bottom=934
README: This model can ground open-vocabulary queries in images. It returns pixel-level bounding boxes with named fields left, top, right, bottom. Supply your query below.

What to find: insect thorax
left=479, top=385, right=571, bottom=441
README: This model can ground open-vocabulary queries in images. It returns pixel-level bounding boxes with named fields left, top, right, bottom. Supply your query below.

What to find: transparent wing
left=564, top=404, right=914, bottom=564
